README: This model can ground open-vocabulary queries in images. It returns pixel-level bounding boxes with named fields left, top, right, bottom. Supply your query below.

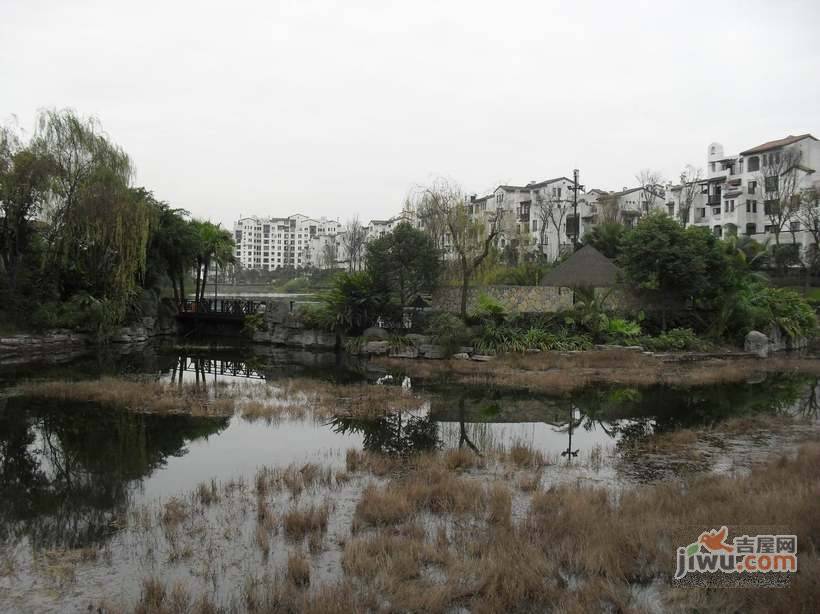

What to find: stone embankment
left=251, top=300, right=338, bottom=350
left=0, top=292, right=179, bottom=362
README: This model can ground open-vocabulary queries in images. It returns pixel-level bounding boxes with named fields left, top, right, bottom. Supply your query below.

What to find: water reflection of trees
left=0, top=397, right=228, bottom=550
left=427, top=374, right=820, bottom=457
left=329, top=410, right=439, bottom=455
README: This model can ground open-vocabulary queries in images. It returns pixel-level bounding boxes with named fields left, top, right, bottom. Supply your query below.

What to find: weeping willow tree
left=33, top=109, right=152, bottom=327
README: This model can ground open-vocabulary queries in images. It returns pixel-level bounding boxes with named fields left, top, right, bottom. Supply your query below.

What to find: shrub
left=763, top=287, right=817, bottom=340
left=425, top=312, right=470, bottom=356
left=296, top=302, right=335, bottom=331
left=319, top=271, right=392, bottom=334
left=241, top=312, right=266, bottom=336
left=31, top=293, right=121, bottom=339
left=470, top=294, right=507, bottom=325
left=602, top=318, right=641, bottom=344
left=640, top=327, right=709, bottom=351
left=473, top=323, right=592, bottom=353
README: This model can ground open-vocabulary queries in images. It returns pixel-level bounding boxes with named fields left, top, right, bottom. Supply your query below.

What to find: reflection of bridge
left=173, top=356, right=266, bottom=380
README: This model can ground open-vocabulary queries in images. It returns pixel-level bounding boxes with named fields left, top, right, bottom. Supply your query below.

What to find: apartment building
left=463, top=177, right=665, bottom=261
left=668, top=134, right=819, bottom=252
left=234, top=214, right=413, bottom=271
left=233, top=214, right=340, bottom=271
left=464, top=177, right=578, bottom=261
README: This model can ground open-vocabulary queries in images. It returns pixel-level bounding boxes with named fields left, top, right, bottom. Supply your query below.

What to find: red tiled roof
left=739, top=134, right=817, bottom=156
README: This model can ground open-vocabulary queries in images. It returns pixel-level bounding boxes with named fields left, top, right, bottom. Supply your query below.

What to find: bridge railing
left=179, top=298, right=263, bottom=316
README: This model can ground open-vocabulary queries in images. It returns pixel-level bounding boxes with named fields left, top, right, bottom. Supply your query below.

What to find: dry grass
left=255, top=463, right=333, bottom=498
left=354, top=464, right=485, bottom=530
left=160, top=498, right=188, bottom=529
left=486, top=482, right=512, bottom=527
left=18, top=375, right=429, bottom=423
left=443, top=446, right=485, bottom=470
left=195, top=479, right=220, bottom=506
left=133, top=577, right=206, bottom=614
left=342, top=440, right=820, bottom=613
left=282, top=503, right=330, bottom=539
left=354, top=484, right=415, bottom=527
left=375, top=351, right=820, bottom=394
left=506, top=440, right=546, bottom=468
left=286, top=550, right=311, bottom=587
left=86, top=435, right=820, bottom=614
left=17, top=377, right=235, bottom=416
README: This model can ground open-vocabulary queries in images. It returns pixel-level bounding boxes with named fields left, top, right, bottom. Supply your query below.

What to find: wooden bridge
left=176, top=298, right=265, bottom=322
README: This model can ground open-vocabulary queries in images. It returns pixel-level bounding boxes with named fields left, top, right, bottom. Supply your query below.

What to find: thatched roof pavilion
left=541, top=245, right=621, bottom=288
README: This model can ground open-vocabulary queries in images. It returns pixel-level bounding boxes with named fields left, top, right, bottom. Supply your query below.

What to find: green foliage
left=388, top=334, right=414, bottom=353
left=424, top=312, right=470, bottom=356
left=712, top=277, right=817, bottom=342
left=473, top=322, right=592, bottom=353
left=320, top=271, right=391, bottom=334
left=582, top=222, right=626, bottom=259
left=763, top=287, right=817, bottom=340
left=241, top=312, right=266, bottom=337
left=620, top=212, right=730, bottom=328
left=295, top=302, right=336, bottom=331
left=640, top=328, right=709, bottom=352
left=565, top=288, right=609, bottom=339
left=365, top=222, right=440, bottom=307
left=31, top=293, right=121, bottom=339
left=343, top=336, right=366, bottom=354
left=0, top=110, right=221, bottom=333
left=470, top=294, right=507, bottom=325
left=603, top=318, right=641, bottom=344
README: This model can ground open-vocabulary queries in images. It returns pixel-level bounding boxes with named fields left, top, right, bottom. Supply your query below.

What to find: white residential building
left=234, top=214, right=414, bottom=271
left=464, top=177, right=578, bottom=261
left=462, top=177, right=664, bottom=262
left=668, top=134, right=819, bottom=252
left=233, top=214, right=340, bottom=271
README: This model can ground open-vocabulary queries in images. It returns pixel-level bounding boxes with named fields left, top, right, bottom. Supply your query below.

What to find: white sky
left=2, top=0, right=819, bottom=227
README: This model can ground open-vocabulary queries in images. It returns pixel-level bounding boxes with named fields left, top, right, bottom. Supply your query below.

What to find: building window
left=764, top=176, right=779, bottom=193
left=748, top=181, right=756, bottom=194
left=745, top=223, right=756, bottom=235
left=764, top=200, right=779, bottom=215
left=747, top=157, right=760, bottom=172
left=531, top=220, right=538, bottom=231
left=790, top=221, right=801, bottom=232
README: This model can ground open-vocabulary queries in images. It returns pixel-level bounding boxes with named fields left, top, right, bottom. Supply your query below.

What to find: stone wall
left=251, top=299, right=338, bottom=350
left=432, top=286, right=573, bottom=314
left=432, top=285, right=640, bottom=315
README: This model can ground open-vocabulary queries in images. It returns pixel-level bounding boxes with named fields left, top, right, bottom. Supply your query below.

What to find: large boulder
left=744, top=330, right=769, bottom=358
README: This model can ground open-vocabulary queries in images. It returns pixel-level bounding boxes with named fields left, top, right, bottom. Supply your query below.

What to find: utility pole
left=568, top=168, right=585, bottom=250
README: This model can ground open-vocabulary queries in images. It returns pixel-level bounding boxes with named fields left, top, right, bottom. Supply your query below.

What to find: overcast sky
left=2, top=0, right=819, bottom=227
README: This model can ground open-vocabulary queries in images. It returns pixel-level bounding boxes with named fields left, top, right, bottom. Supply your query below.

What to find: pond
left=1, top=342, right=818, bottom=611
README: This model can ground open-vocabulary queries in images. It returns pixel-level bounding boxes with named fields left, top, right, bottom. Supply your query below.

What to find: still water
left=1, top=342, right=818, bottom=554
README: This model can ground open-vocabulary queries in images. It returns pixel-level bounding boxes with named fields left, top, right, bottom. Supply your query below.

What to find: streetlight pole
left=568, top=168, right=585, bottom=251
